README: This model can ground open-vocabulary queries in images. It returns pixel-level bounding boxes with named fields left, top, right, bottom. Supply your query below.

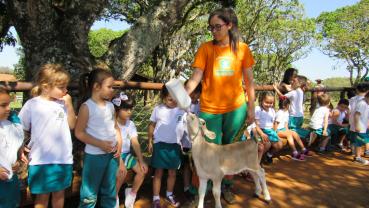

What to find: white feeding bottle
left=165, top=79, right=191, bottom=110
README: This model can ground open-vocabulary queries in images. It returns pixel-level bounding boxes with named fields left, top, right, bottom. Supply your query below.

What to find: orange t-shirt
left=192, top=41, right=255, bottom=114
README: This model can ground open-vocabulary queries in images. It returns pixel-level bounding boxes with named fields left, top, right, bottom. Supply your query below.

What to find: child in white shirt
left=148, top=86, right=184, bottom=207
left=309, top=94, right=331, bottom=153
left=113, top=92, right=148, bottom=208
left=19, top=64, right=76, bottom=207
left=0, top=87, right=24, bottom=208
left=352, top=92, right=369, bottom=165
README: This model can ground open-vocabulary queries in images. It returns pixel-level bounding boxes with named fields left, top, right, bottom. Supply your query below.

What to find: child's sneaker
left=152, top=199, right=161, bottom=208
left=354, top=157, right=369, bottom=165
left=302, top=149, right=313, bottom=157
left=165, top=195, right=180, bottom=207
left=265, top=155, right=273, bottom=164
left=364, top=150, right=369, bottom=158
left=124, top=190, right=136, bottom=208
left=292, top=153, right=305, bottom=161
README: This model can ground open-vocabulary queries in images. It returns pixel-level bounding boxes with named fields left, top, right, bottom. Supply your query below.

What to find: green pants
left=199, top=103, right=247, bottom=187
left=79, top=153, right=118, bottom=208
left=199, top=103, right=247, bottom=145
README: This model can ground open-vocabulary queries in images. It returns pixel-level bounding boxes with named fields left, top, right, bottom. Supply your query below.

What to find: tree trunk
left=103, top=0, right=191, bottom=80
left=6, top=0, right=107, bottom=81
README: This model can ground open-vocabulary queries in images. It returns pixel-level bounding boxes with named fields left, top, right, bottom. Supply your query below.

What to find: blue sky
left=0, top=0, right=360, bottom=80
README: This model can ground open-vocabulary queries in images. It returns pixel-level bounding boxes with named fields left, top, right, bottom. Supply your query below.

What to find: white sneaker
left=125, top=188, right=135, bottom=208
left=354, top=157, right=369, bottom=165
left=116, top=196, right=120, bottom=208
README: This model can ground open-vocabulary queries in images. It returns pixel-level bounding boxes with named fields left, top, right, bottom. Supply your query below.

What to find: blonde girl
left=19, top=64, right=76, bottom=208
left=75, top=68, right=126, bottom=208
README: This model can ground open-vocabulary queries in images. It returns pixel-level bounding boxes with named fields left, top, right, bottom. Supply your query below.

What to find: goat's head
left=186, top=112, right=216, bottom=141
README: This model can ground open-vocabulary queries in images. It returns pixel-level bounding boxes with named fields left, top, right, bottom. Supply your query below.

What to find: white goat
left=186, top=113, right=271, bottom=208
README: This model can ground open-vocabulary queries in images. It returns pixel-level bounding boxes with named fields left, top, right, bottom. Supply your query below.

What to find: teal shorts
left=28, top=164, right=73, bottom=194
left=277, top=128, right=287, bottom=133
left=312, top=128, right=331, bottom=137
left=121, top=153, right=137, bottom=170
left=262, top=128, right=280, bottom=143
left=353, top=132, right=369, bottom=147
left=348, top=131, right=357, bottom=143
left=0, top=175, right=20, bottom=208
left=288, top=116, right=303, bottom=129
left=151, top=142, right=181, bottom=169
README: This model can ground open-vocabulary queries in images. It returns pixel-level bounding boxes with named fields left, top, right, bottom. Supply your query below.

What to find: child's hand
left=20, top=146, right=30, bottom=164
left=0, top=167, right=9, bottom=181
left=261, top=133, right=269, bottom=143
left=140, top=161, right=148, bottom=174
left=62, top=94, right=73, bottom=105
left=118, top=159, right=127, bottom=179
left=148, top=142, right=153, bottom=155
left=12, top=162, right=20, bottom=172
left=113, top=146, right=121, bottom=158
left=100, top=141, right=117, bottom=153
left=323, top=130, right=328, bottom=136
left=273, top=83, right=278, bottom=90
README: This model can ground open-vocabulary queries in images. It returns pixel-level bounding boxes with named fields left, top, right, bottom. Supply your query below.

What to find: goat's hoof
left=265, top=199, right=272, bottom=205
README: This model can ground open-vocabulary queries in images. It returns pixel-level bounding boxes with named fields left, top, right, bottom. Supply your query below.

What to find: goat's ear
left=199, top=118, right=216, bottom=140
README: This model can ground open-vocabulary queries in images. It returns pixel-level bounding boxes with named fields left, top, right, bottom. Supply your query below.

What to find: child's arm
left=75, top=104, right=116, bottom=153
left=114, top=123, right=122, bottom=158
left=255, top=120, right=269, bottom=143
left=62, top=94, right=76, bottom=129
left=354, top=111, right=361, bottom=132
left=323, top=112, right=329, bottom=136
left=0, top=167, right=9, bottom=181
left=273, top=84, right=287, bottom=98
left=147, top=121, right=156, bottom=154
left=330, top=110, right=340, bottom=125
left=131, top=137, right=148, bottom=173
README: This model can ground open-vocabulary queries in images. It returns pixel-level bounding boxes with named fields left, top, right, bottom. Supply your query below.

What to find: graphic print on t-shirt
left=215, top=56, right=234, bottom=76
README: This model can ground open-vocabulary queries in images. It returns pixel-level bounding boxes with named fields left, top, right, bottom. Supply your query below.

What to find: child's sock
left=319, top=146, right=325, bottom=151
left=184, top=186, right=190, bottom=192
left=292, top=150, right=298, bottom=156
left=153, top=195, right=160, bottom=201
left=302, top=148, right=307, bottom=152
left=267, top=152, right=273, bottom=158
left=166, top=191, right=173, bottom=197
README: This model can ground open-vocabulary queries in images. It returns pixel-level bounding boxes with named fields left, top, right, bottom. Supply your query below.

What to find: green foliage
left=323, top=77, right=351, bottom=104
left=317, top=0, right=369, bottom=85
left=236, top=0, right=316, bottom=84
left=88, top=28, right=126, bottom=58
left=13, top=47, right=25, bottom=80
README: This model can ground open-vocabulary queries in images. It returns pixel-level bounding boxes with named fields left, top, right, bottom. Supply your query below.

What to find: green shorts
left=28, top=164, right=73, bottom=194
left=151, top=142, right=181, bottom=169
left=353, top=132, right=369, bottom=147
left=262, top=128, right=280, bottom=143
left=0, top=175, right=20, bottom=208
left=312, top=128, right=331, bottom=137
left=121, top=153, right=137, bottom=170
left=199, top=103, right=247, bottom=144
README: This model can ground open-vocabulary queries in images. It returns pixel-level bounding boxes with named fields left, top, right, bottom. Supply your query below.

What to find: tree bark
left=103, top=0, right=191, bottom=80
left=5, top=0, right=107, bottom=81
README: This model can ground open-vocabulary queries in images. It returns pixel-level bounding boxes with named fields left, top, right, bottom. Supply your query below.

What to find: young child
left=274, top=77, right=310, bottom=139
left=274, top=99, right=311, bottom=161
left=309, top=94, right=331, bottom=153
left=75, top=68, right=125, bottom=208
left=112, top=92, right=148, bottom=208
left=352, top=92, right=369, bottom=165
left=328, top=99, right=349, bottom=149
left=0, top=87, right=24, bottom=208
left=255, top=92, right=283, bottom=164
left=348, top=83, right=368, bottom=155
left=148, top=86, right=184, bottom=208
left=18, top=64, right=76, bottom=208
left=180, top=81, right=201, bottom=200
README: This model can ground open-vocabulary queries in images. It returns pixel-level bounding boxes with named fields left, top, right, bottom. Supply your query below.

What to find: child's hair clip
left=119, top=92, right=128, bottom=101
left=112, top=97, right=121, bottom=107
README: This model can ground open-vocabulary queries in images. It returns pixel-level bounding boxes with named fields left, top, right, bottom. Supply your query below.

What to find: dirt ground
left=125, top=150, right=369, bottom=208
left=22, top=150, right=369, bottom=208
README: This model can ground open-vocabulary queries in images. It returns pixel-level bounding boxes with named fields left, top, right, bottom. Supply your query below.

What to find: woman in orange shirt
left=185, top=7, right=256, bottom=204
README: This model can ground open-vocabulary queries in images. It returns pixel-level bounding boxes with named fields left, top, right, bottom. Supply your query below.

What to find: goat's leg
left=258, top=168, right=271, bottom=202
left=197, top=178, right=208, bottom=208
left=249, top=171, right=262, bottom=198
left=212, top=178, right=222, bottom=208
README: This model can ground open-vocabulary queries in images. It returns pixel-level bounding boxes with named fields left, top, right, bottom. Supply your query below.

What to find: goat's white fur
left=186, top=113, right=271, bottom=208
